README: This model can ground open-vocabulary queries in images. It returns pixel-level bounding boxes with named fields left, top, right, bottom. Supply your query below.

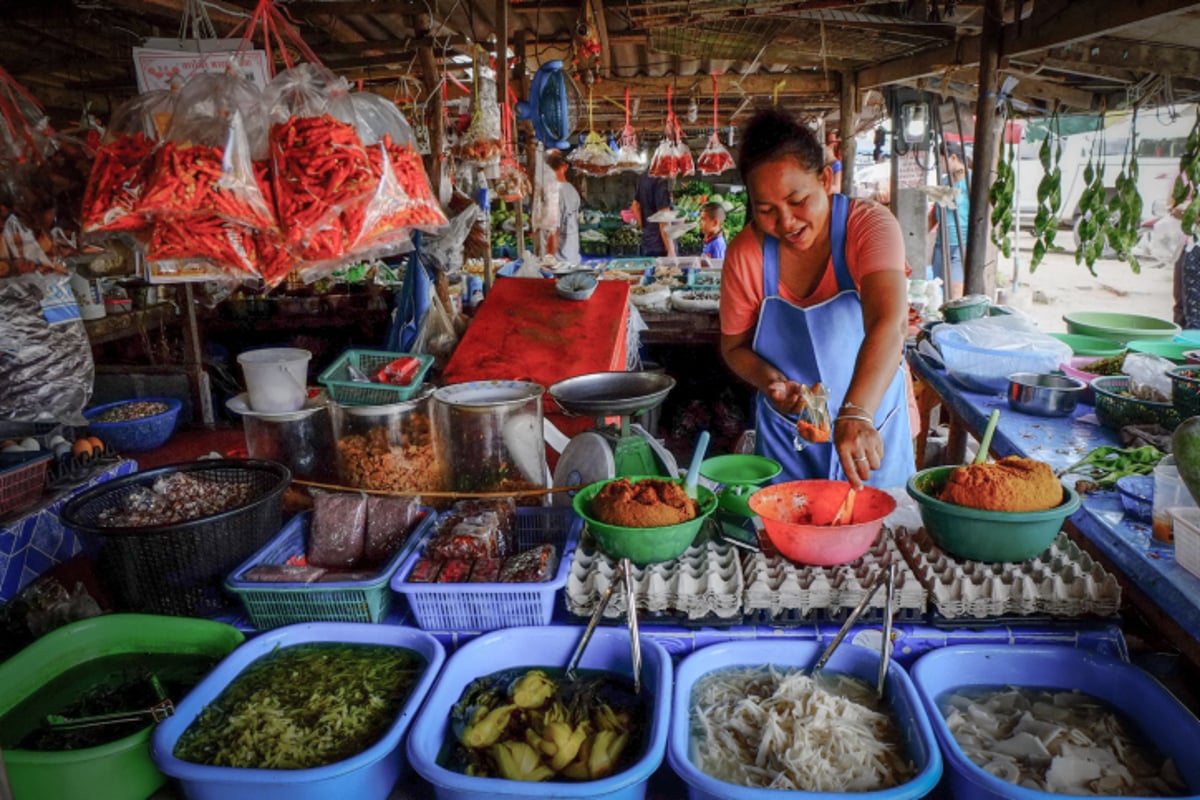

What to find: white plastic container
left=69, top=268, right=105, bottom=320
left=1169, top=506, right=1200, bottom=579
left=1152, top=455, right=1197, bottom=544
left=237, top=348, right=311, bottom=413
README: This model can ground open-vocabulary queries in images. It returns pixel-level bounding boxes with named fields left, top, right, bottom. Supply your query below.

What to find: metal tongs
left=566, top=558, right=643, bottom=694
left=811, top=562, right=897, bottom=698
left=45, top=674, right=175, bottom=732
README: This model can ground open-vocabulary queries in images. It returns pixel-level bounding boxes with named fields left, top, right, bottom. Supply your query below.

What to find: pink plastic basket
left=0, top=454, right=51, bottom=518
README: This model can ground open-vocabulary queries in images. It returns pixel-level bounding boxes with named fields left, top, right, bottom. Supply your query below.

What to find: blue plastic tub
left=150, top=622, right=445, bottom=800
left=226, top=508, right=433, bottom=628
left=910, top=645, right=1200, bottom=800
left=84, top=397, right=181, bottom=453
left=407, top=625, right=671, bottom=800
left=668, top=640, right=942, bottom=800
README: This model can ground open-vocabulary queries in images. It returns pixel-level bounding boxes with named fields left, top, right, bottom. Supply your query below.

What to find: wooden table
left=638, top=309, right=721, bottom=345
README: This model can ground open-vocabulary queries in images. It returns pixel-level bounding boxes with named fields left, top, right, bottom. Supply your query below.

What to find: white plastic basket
left=1170, top=507, right=1200, bottom=579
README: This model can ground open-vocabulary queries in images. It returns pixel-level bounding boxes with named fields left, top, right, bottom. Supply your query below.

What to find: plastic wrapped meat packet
left=499, top=545, right=559, bottom=583
left=436, top=559, right=472, bottom=583
left=407, top=557, right=441, bottom=583
left=364, top=495, right=421, bottom=565
left=243, top=565, right=326, bottom=583
left=426, top=512, right=503, bottom=561
left=316, top=569, right=379, bottom=583
left=469, top=558, right=502, bottom=583
left=443, top=497, right=517, bottom=555
left=308, top=492, right=367, bottom=568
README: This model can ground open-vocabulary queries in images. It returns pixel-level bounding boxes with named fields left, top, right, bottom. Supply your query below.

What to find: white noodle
left=689, top=665, right=916, bottom=792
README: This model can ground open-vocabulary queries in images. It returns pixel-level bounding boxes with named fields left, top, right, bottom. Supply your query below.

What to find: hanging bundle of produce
left=568, top=86, right=617, bottom=176
left=81, top=91, right=177, bottom=235
left=1172, top=107, right=1200, bottom=237
left=342, top=90, right=448, bottom=263
left=988, top=104, right=1016, bottom=259
left=454, top=49, right=503, bottom=164
left=493, top=98, right=531, bottom=201
left=649, top=86, right=693, bottom=178
left=1105, top=108, right=1143, bottom=272
left=697, top=75, right=734, bottom=175
left=1030, top=108, right=1063, bottom=271
left=1075, top=114, right=1112, bottom=275
left=614, top=88, right=641, bottom=172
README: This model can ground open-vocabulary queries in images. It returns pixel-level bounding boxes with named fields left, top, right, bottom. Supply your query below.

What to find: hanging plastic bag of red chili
left=697, top=130, right=734, bottom=175
left=343, top=90, right=447, bottom=261
left=0, top=65, right=52, bottom=166
left=493, top=100, right=530, bottom=202
left=139, top=71, right=275, bottom=233
left=649, top=135, right=678, bottom=178
left=265, top=63, right=374, bottom=263
left=82, top=89, right=177, bottom=235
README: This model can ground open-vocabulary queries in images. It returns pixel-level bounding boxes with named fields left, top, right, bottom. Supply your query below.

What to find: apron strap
left=830, top=193, right=854, bottom=292
left=762, top=234, right=781, bottom=296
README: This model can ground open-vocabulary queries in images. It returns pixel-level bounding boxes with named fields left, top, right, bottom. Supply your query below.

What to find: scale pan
left=548, top=371, right=676, bottom=417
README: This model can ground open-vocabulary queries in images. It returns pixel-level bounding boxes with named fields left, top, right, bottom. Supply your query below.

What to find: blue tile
left=29, top=515, right=64, bottom=559
left=0, top=530, right=15, bottom=555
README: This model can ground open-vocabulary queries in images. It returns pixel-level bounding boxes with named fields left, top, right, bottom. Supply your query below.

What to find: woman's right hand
left=766, top=380, right=806, bottom=416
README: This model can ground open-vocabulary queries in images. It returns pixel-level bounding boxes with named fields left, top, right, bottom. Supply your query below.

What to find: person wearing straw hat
left=719, top=108, right=915, bottom=489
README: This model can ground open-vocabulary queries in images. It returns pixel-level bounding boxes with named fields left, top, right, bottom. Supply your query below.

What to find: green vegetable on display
left=1172, top=107, right=1200, bottom=237
left=1063, top=444, right=1164, bottom=488
left=1105, top=109, right=1142, bottom=273
left=173, top=642, right=423, bottom=770
left=1075, top=116, right=1112, bottom=275
left=1031, top=111, right=1063, bottom=272
left=989, top=113, right=1016, bottom=259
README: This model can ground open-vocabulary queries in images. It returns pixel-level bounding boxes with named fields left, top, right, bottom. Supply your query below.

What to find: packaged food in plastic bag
left=244, top=564, right=327, bottom=583
left=530, top=144, right=560, bottom=234
left=0, top=65, right=52, bottom=165
left=697, top=130, right=734, bottom=175
left=82, top=90, right=176, bottom=234
left=266, top=64, right=374, bottom=262
left=499, top=544, right=558, bottom=583
left=453, top=61, right=502, bottom=164
left=649, top=89, right=693, bottom=178
left=793, top=382, right=832, bottom=450
left=568, top=130, right=617, bottom=176
left=364, top=494, right=421, bottom=565
left=427, top=513, right=504, bottom=561
left=614, top=90, right=641, bottom=173
left=1123, top=352, right=1174, bottom=402
left=308, top=492, right=367, bottom=568
left=140, top=72, right=275, bottom=232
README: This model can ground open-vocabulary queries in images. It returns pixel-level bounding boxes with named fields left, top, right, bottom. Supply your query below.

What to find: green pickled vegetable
left=173, top=643, right=424, bottom=770
left=1063, top=445, right=1165, bottom=488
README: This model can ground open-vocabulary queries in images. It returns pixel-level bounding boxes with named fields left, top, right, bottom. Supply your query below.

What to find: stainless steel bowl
left=1007, top=372, right=1087, bottom=417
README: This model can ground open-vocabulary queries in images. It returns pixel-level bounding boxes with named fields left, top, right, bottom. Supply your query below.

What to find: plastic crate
left=318, top=349, right=434, bottom=406
left=0, top=453, right=51, bottom=517
left=390, top=506, right=582, bottom=631
left=1171, top=506, right=1200, bottom=579
left=227, top=508, right=434, bottom=628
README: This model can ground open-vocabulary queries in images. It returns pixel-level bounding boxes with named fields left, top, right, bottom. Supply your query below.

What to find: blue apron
left=752, top=193, right=915, bottom=488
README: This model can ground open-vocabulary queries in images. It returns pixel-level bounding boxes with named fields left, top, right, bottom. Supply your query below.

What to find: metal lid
left=433, top=380, right=545, bottom=408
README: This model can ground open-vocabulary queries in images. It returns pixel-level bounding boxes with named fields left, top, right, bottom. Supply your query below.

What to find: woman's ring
left=853, top=455, right=868, bottom=462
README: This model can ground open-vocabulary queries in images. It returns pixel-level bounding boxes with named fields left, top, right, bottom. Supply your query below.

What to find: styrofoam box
left=1169, top=506, right=1200, bottom=579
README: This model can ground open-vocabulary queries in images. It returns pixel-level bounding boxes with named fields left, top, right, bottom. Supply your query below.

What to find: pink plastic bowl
left=748, top=480, right=896, bottom=566
left=1059, top=356, right=1105, bottom=404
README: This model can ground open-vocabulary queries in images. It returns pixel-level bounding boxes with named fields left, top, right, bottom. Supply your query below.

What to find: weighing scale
left=548, top=372, right=680, bottom=505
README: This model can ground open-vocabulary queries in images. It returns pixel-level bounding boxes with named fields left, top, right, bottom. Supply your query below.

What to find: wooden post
left=514, top=28, right=538, bottom=260
left=181, top=284, right=214, bottom=426
left=839, top=70, right=858, bottom=193
left=416, top=13, right=444, bottom=202
left=965, top=0, right=1004, bottom=297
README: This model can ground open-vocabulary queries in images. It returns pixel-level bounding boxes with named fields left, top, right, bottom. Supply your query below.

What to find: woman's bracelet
left=834, top=413, right=874, bottom=425
left=840, top=401, right=874, bottom=418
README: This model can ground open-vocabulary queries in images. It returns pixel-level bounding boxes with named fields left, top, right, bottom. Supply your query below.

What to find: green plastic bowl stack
left=1048, top=333, right=1125, bottom=357
left=906, top=466, right=1081, bottom=563
left=1126, top=339, right=1193, bottom=363
left=573, top=476, right=717, bottom=565
left=1062, top=311, right=1181, bottom=345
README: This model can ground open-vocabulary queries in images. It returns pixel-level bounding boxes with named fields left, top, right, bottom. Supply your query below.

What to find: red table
left=443, top=278, right=631, bottom=452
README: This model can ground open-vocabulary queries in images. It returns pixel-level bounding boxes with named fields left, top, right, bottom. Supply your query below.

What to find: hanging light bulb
left=631, top=97, right=640, bottom=117
left=902, top=102, right=928, bottom=144
left=687, top=96, right=699, bottom=124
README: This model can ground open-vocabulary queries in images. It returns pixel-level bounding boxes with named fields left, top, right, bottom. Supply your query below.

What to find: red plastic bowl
left=748, top=480, right=896, bottom=566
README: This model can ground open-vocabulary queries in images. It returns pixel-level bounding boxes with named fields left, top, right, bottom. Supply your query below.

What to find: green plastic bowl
left=906, top=466, right=1081, bottom=563
left=1092, top=375, right=1182, bottom=432
left=699, top=455, right=782, bottom=517
left=1063, top=311, right=1180, bottom=344
left=1126, top=339, right=1193, bottom=363
left=940, top=295, right=990, bottom=323
left=0, top=614, right=244, bottom=800
left=1048, top=333, right=1125, bottom=357
left=573, top=476, right=717, bottom=565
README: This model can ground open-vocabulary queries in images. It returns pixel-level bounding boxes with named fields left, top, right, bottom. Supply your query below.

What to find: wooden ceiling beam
left=859, top=0, right=1200, bottom=88
left=995, top=69, right=1098, bottom=110
left=1048, top=37, right=1200, bottom=79
left=1007, top=55, right=1136, bottom=84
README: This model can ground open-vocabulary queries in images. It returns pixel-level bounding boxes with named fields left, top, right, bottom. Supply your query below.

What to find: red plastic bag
left=648, top=87, right=693, bottom=178
left=697, top=131, right=734, bottom=175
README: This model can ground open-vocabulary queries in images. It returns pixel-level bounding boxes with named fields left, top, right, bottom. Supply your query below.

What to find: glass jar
left=330, top=389, right=442, bottom=494
left=432, top=381, right=547, bottom=500
left=239, top=398, right=337, bottom=482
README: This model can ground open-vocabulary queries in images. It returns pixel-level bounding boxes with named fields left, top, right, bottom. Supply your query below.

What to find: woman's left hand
left=835, top=416, right=883, bottom=488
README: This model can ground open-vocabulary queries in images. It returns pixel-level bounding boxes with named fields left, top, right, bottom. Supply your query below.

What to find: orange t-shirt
left=719, top=198, right=907, bottom=336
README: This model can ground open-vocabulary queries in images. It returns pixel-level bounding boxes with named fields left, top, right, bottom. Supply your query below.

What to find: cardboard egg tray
left=742, top=529, right=928, bottom=624
left=565, top=528, right=744, bottom=622
left=894, top=528, right=1122, bottom=619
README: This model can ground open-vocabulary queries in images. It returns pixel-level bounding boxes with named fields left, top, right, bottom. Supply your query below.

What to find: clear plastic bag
left=0, top=66, right=52, bottom=165
left=568, top=130, right=617, bottom=176
left=531, top=144, right=560, bottom=234
left=697, top=130, right=734, bottom=175
left=265, top=64, right=374, bottom=262
left=793, top=382, right=832, bottom=450
left=1123, top=352, right=1174, bottom=401
left=82, top=91, right=176, bottom=234
left=309, top=492, right=367, bottom=568
left=931, top=316, right=1072, bottom=393
left=614, top=95, right=641, bottom=173
left=413, top=291, right=460, bottom=369
left=141, top=72, right=275, bottom=231
left=0, top=212, right=56, bottom=276
left=454, top=62, right=502, bottom=164
left=649, top=91, right=693, bottom=178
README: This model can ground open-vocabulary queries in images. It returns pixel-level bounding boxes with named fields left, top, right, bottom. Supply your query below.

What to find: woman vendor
left=718, top=109, right=915, bottom=489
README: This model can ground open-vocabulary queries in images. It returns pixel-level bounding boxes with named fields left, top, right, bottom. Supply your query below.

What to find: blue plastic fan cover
left=516, top=60, right=570, bottom=149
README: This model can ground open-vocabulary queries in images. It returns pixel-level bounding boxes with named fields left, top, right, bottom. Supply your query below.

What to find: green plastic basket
left=317, top=349, right=434, bottom=406
left=225, top=509, right=433, bottom=629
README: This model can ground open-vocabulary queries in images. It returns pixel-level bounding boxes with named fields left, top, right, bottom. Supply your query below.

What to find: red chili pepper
left=82, top=132, right=156, bottom=233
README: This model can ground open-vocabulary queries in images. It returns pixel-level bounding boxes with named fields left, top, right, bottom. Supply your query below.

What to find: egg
left=1, top=444, right=24, bottom=454
left=49, top=435, right=68, bottom=447
left=86, top=436, right=106, bottom=454
left=53, top=441, right=72, bottom=458
left=19, top=438, right=40, bottom=451
left=72, top=439, right=96, bottom=459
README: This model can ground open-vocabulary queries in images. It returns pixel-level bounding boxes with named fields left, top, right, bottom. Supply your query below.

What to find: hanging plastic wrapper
left=530, top=142, right=560, bottom=236
left=0, top=65, right=51, bottom=166
left=568, top=87, right=616, bottom=177
left=339, top=90, right=447, bottom=268
left=493, top=100, right=530, bottom=202
left=453, top=52, right=502, bottom=165
left=696, top=75, right=734, bottom=175
left=81, top=90, right=177, bottom=235
left=614, top=88, right=641, bottom=173
left=649, top=86, right=693, bottom=178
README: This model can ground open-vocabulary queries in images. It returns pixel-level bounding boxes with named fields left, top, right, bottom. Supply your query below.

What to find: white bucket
left=237, top=348, right=311, bottom=413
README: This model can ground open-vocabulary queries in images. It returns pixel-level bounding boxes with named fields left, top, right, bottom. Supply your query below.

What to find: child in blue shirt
left=700, top=202, right=727, bottom=260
